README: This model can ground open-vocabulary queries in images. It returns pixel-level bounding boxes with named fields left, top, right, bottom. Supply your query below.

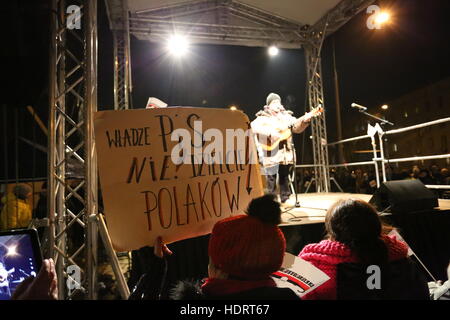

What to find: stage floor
left=279, top=193, right=450, bottom=227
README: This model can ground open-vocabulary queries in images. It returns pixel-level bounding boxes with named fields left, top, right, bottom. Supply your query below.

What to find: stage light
left=167, top=35, right=189, bottom=57
left=268, top=45, right=279, bottom=57
left=381, top=104, right=389, bottom=110
left=7, top=245, right=18, bottom=256
left=375, top=11, right=390, bottom=26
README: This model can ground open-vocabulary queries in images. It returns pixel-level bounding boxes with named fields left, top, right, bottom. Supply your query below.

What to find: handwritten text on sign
left=94, top=107, right=263, bottom=251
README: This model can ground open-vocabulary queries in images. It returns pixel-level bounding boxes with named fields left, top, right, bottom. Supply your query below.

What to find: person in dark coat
left=130, top=194, right=299, bottom=300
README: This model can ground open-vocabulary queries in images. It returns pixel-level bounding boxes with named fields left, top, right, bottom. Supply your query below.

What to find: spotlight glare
left=381, top=104, right=389, bottom=110
left=167, top=35, right=189, bottom=57
left=268, top=46, right=279, bottom=57
left=375, top=11, right=390, bottom=25
left=7, top=245, right=17, bottom=256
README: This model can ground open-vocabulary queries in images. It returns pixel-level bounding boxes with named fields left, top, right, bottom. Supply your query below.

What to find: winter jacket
left=169, top=279, right=300, bottom=300
left=129, top=270, right=300, bottom=301
left=0, top=193, right=32, bottom=230
left=298, top=235, right=429, bottom=300
left=251, top=108, right=310, bottom=168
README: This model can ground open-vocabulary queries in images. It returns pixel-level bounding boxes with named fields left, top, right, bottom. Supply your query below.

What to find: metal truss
left=49, top=0, right=130, bottom=300
left=128, top=0, right=308, bottom=48
left=304, top=27, right=331, bottom=193
left=113, top=29, right=132, bottom=110
left=49, top=0, right=99, bottom=299
left=106, top=0, right=132, bottom=110
left=305, top=0, right=375, bottom=192
left=312, top=0, right=376, bottom=36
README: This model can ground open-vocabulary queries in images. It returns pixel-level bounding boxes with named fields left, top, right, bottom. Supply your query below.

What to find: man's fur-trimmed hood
left=169, top=280, right=205, bottom=300
left=255, top=107, right=293, bottom=118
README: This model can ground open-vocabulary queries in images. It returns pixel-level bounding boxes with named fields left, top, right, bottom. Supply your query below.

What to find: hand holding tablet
left=0, top=228, right=57, bottom=300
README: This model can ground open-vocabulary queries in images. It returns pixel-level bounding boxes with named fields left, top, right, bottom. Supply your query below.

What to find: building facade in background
left=343, top=77, right=450, bottom=172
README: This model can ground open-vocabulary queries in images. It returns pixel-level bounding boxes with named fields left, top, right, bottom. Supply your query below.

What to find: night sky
left=1, top=0, right=450, bottom=179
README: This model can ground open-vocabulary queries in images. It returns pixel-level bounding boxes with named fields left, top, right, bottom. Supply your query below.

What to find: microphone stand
left=288, top=125, right=301, bottom=208
left=356, top=108, right=395, bottom=185
left=357, top=109, right=394, bottom=126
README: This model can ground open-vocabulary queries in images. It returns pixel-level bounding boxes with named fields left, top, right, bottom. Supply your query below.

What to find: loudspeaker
left=369, top=179, right=438, bottom=214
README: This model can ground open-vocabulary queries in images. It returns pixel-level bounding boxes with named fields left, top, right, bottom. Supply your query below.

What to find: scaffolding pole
left=111, top=0, right=132, bottom=110
left=49, top=0, right=98, bottom=299
left=304, top=29, right=330, bottom=193
left=49, top=0, right=130, bottom=300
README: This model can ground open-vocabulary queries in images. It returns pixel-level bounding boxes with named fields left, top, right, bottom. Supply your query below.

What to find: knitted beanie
left=266, top=93, right=281, bottom=106
left=208, top=194, right=286, bottom=280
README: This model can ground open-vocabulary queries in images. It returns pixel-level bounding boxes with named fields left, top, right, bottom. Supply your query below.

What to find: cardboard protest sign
left=272, top=253, right=330, bottom=297
left=94, top=107, right=263, bottom=251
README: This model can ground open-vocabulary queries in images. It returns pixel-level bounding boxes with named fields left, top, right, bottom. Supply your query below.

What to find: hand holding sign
left=153, top=236, right=173, bottom=258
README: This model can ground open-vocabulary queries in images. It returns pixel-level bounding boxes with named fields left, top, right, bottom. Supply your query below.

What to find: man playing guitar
left=251, top=93, right=322, bottom=203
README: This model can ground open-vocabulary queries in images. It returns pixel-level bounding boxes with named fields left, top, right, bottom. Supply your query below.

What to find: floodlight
left=167, top=35, right=189, bottom=57
left=268, top=46, right=279, bottom=57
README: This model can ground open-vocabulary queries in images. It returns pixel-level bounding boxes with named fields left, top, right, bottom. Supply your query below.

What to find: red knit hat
left=208, top=195, right=286, bottom=280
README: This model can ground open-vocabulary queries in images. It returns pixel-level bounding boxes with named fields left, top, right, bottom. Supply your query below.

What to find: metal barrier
left=384, top=117, right=450, bottom=136
left=425, top=185, right=450, bottom=190
left=296, top=117, right=450, bottom=190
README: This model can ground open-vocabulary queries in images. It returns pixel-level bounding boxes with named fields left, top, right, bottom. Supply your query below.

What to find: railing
left=425, top=185, right=450, bottom=190
left=384, top=117, right=450, bottom=136
left=296, top=116, right=450, bottom=190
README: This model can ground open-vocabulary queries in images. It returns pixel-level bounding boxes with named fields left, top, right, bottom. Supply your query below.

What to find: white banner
left=272, top=253, right=330, bottom=297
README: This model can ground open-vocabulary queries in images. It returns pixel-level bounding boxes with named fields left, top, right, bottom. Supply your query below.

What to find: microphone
left=351, top=103, right=367, bottom=111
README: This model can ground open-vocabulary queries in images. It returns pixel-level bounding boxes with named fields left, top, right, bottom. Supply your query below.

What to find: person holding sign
left=131, top=194, right=299, bottom=300
left=251, top=93, right=322, bottom=203
left=298, top=199, right=429, bottom=300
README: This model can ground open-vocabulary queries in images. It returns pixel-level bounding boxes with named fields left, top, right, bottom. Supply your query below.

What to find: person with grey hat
left=251, top=93, right=321, bottom=203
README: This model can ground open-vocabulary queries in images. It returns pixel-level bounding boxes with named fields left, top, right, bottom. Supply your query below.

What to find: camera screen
left=0, top=233, right=39, bottom=300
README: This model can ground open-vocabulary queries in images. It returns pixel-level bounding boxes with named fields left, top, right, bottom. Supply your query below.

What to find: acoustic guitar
left=256, top=106, right=323, bottom=152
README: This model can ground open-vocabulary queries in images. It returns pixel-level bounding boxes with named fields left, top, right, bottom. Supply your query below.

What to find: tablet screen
left=0, top=231, right=41, bottom=300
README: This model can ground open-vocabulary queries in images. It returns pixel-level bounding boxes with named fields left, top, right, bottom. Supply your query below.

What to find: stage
left=279, top=193, right=450, bottom=226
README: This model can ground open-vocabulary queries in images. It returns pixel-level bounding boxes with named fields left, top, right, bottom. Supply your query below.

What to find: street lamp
left=381, top=104, right=389, bottom=110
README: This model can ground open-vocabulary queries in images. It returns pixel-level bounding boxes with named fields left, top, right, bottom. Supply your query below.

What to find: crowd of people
left=298, top=164, right=450, bottom=197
